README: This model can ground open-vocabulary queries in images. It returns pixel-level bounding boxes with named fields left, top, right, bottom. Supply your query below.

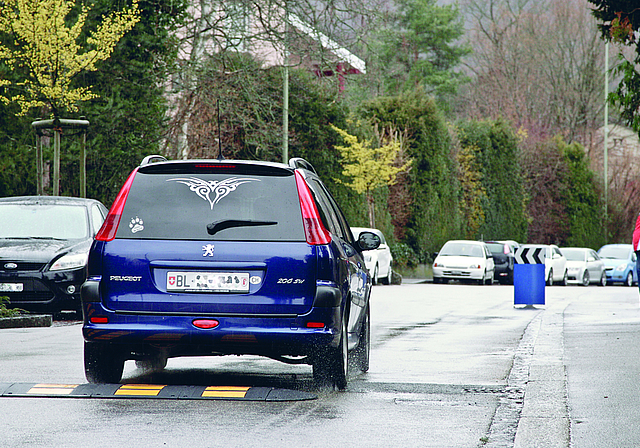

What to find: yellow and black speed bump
left=0, top=382, right=316, bottom=401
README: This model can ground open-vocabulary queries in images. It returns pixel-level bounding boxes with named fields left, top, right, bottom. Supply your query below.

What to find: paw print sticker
left=129, top=216, right=144, bottom=234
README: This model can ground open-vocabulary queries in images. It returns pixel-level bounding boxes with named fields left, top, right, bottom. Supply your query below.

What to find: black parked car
left=0, top=196, right=108, bottom=315
left=484, top=241, right=517, bottom=285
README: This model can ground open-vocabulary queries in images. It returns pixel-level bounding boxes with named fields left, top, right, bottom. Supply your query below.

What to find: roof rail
left=288, top=157, right=317, bottom=174
left=140, top=155, right=168, bottom=166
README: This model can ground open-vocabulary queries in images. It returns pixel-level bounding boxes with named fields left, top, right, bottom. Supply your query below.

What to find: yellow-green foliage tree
left=457, top=143, right=486, bottom=239
left=0, top=0, right=140, bottom=117
left=332, top=124, right=411, bottom=228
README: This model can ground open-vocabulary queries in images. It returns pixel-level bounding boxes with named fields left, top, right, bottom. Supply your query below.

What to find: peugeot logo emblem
left=4, top=263, right=17, bottom=270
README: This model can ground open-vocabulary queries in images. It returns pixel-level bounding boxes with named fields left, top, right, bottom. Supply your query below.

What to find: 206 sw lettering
left=81, top=156, right=380, bottom=389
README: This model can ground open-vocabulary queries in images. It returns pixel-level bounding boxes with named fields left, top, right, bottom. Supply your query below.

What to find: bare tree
left=456, top=0, right=605, bottom=146
left=162, top=0, right=386, bottom=159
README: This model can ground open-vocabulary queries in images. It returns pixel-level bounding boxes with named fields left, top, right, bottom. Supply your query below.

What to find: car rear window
left=116, top=171, right=306, bottom=241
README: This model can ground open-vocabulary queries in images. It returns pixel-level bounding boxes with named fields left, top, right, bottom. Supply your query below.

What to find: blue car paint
left=598, top=244, right=637, bottom=285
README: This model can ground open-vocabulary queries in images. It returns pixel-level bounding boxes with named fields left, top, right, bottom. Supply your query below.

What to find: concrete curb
left=514, top=301, right=570, bottom=448
left=0, top=314, right=52, bottom=329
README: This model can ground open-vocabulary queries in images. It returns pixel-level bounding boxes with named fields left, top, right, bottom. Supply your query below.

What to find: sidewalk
left=513, top=287, right=640, bottom=448
left=514, top=298, right=570, bottom=448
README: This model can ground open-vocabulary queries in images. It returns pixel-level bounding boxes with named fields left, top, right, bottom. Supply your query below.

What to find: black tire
left=380, top=267, right=392, bottom=285
left=581, top=270, right=590, bottom=286
left=599, top=272, right=607, bottom=287
left=371, top=265, right=379, bottom=286
left=626, top=272, right=634, bottom=287
left=313, top=317, right=348, bottom=390
left=433, top=276, right=442, bottom=284
left=354, top=304, right=370, bottom=372
left=546, top=269, right=553, bottom=286
left=560, top=270, right=568, bottom=286
left=84, top=341, right=125, bottom=384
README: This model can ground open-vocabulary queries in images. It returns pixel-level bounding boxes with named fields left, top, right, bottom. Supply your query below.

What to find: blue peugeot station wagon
left=82, top=156, right=380, bottom=389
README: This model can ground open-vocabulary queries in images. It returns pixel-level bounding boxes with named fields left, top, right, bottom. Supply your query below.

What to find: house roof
left=289, top=14, right=366, bottom=74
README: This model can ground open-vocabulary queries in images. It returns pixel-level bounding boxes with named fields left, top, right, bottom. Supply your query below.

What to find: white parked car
left=560, top=247, right=607, bottom=286
left=544, top=244, right=568, bottom=285
left=351, top=227, right=393, bottom=285
left=432, top=240, right=495, bottom=285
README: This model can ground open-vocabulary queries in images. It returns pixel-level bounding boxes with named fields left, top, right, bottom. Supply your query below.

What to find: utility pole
left=282, top=4, right=289, bottom=163
left=604, top=41, right=609, bottom=243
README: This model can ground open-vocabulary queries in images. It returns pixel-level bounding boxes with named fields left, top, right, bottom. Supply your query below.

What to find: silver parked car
left=560, top=247, right=607, bottom=286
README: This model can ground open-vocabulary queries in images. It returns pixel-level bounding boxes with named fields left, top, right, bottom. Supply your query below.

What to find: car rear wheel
left=546, top=269, right=553, bottom=286
left=313, top=316, right=348, bottom=390
left=380, top=267, right=392, bottom=285
left=581, top=271, right=590, bottom=286
left=371, top=265, right=379, bottom=286
left=560, top=270, right=568, bottom=286
left=626, top=272, right=634, bottom=287
left=599, top=272, right=607, bottom=286
left=84, top=341, right=125, bottom=384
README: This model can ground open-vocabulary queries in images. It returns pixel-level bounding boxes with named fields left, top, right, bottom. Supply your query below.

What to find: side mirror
left=357, top=231, right=381, bottom=251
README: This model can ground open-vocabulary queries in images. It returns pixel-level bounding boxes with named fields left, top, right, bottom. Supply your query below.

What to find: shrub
left=0, top=296, right=27, bottom=318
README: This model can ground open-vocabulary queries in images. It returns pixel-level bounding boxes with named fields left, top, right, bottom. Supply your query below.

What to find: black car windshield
left=440, top=242, right=484, bottom=257
left=598, top=246, right=630, bottom=259
left=562, top=249, right=586, bottom=261
left=0, top=204, right=89, bottom=239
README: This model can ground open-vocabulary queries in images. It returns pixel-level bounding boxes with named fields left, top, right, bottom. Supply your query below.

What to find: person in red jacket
left=634, top=213, right=640, bottom=252
left=634, top=213, right=640, bottom=290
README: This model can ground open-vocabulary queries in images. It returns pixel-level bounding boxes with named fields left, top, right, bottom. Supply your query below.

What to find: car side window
left=322, top=188, right=355, bottom=245
left=306, top=177, right=353, bottom=244
left=305, top=178, right=341, bottom=236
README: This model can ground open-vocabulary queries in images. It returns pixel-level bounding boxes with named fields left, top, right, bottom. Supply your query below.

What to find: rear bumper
left=81, top=281, right=345, bottom=360
left=82, top=302, right=341, bottom=359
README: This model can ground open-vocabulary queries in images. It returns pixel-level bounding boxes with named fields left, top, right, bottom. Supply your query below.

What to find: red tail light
left=294, top=171, right=331, bottom=245
left=193, top=319, right=220, bottom=329
left=95, top=168, right=139, bottom=242
left=90, top=316, right=109, bottom=324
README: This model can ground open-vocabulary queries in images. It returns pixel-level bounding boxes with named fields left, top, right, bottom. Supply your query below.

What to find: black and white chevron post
left=515, top=246, right=546, bottom=265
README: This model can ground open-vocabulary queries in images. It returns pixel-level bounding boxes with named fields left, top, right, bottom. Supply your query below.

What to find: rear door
left=304, top=176, right=369, bottom=333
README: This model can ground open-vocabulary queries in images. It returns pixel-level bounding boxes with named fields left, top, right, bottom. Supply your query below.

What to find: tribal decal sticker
left=167, top=176, right=259, bottom=210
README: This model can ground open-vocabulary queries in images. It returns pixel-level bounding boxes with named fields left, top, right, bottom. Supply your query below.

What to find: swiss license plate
left=0, top=283, right=24, bottom=292
left=167, top=272, right=250, bottom=293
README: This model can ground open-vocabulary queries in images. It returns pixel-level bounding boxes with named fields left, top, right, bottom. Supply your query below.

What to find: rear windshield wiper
left=207, top=219, right=277, bottom=236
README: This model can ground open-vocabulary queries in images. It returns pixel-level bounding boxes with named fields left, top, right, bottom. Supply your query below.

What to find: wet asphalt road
left=1, top=282, right=638, bottom=447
